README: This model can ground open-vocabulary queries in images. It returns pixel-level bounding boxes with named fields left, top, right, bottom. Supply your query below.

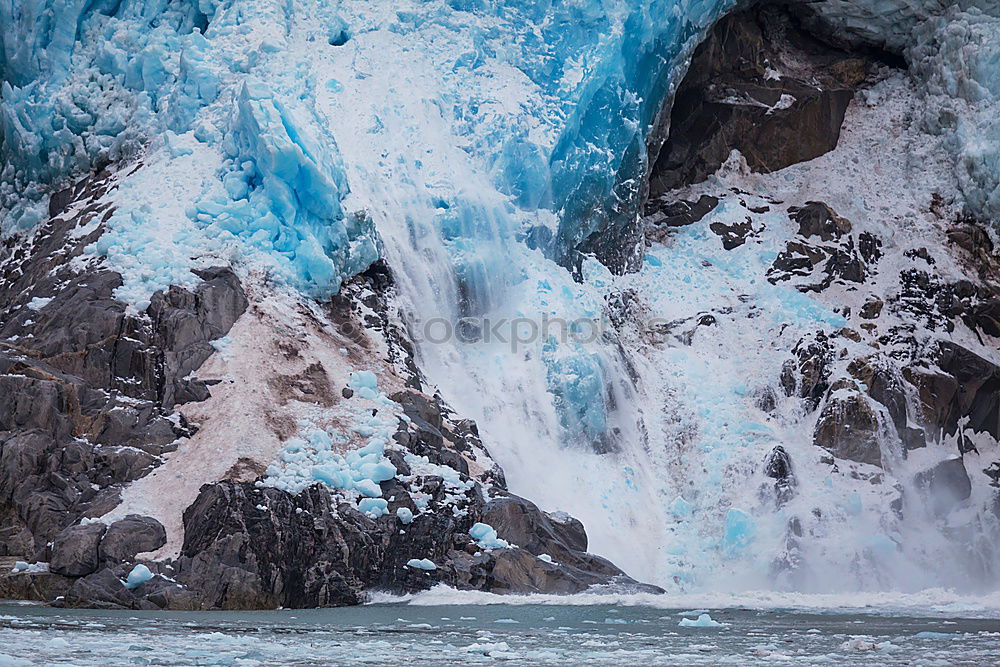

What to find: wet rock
left=169, top=477, right=653, bottom=609
left=99, top=515, right=166, bottom=564
left=176, top=482, right=372, bottom=609
left=62, top=567, right=136, bottom=609
left=984, top=462, right=1000, bottom=488
left=813, top=379, right=885, bottom=467
left=934, top=342, right=1000, bottom=443
left=710, top=217, right=757, bottom=250
left=915, top=458, right=972, bottom=516
left=50, top=523, right=107, bottom=577
left=901, top=365, right=959, bottom=444
left=947, top=223, right=994, bottom=257
left=645, top=195, right=720, bottom=243
left=780, top=331, right=833, bottom=403
left=860, top=296, right=884, bottom=319
left=481, top=496, right=604, bottom=569
left=790, top=202, right=852, bottom=241
left=971, top=298, right=1000, bottom=338
left=848, top=354, right=925, bottom=450
left=763, top=445, right=795, bottom=506
left=0, top=569, right=73, bottom=603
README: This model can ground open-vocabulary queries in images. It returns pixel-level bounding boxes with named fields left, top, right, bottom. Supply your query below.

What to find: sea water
left=2, top=591, right=1000, bottom=665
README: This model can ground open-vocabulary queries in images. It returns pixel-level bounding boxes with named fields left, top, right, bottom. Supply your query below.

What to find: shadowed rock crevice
left=647, top=4, right=883, bottom=200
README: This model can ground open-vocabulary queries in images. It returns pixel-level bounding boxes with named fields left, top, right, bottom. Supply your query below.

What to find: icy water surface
left=3, top=600, right=1000, bottom=665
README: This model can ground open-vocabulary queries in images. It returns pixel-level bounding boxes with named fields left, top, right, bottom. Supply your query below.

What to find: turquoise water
left=2, top=600, right=999, bottom=665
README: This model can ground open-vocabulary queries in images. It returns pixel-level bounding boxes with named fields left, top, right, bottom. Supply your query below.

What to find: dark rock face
left=164, top=479, right=654, bottom=610
left=780, top=331, right=833, bottom=404
left=763, top=445, right=795, bottom=506
left=813, top=379, right=885, bottom=467
left=648, top=6, right=872, bottom=197
left=848, top=354, right=925, bottom=451
left=934, top=342, right=1000, bottom=444
left=768, top=202, right=870, bottom=291
left=99, top=515, right=167, bottom=564
left=916, top=458, right=972, bottom=516
left=50, top=523, right=107, bottom=577
left=646, top=195, right=720, bottom=230
left=0, top=167, right=246, bottom=562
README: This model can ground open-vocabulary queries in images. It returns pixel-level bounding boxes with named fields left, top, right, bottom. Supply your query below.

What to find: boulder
left=915, top=458, right=972, bottom=516
left=482, top=495, right=599, bottom=567
left=99, top=515, right=167, bottom=564
left=813, top=380, right=885, bottom=467
left=50, top=523, right=107, bottom=577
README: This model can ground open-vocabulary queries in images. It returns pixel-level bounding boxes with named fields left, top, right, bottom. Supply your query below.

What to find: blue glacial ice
left=123, top=563, right=154, bottom=589
left=406, top=558, right=437, bottom=571
left=469, top=522, right=511, bottom=550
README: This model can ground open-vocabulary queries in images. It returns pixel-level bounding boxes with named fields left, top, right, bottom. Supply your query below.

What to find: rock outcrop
left=648, top=5, right=875, bottom=197
left=0, top=165, right=657, bottom=609
left=0, top=168, right=247, bottom=566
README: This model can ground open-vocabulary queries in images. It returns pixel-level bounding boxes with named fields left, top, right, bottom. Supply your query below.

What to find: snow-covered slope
left=2, top=0, right=999, bottom=600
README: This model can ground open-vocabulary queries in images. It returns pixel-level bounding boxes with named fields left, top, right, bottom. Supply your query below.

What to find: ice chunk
left=352, top=479, right=383, bottom=498
left=357, top=498, right=388, bottom=518
left=722, top=508, right=755, bottom=553
left=679, top=613, right=725, bottom=628
left=469, top=522, right=511, bottom=550
left=396, top=507, right=414, bottom=524
left=406, top=558, right=437, bottom=571
left=669, top=495, right=692, bottom=519
left=123, top=564, right=154, bottom=589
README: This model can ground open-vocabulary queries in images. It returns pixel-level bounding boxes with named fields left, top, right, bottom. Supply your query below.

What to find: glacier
left=2, top=0, right=1000, bottom=595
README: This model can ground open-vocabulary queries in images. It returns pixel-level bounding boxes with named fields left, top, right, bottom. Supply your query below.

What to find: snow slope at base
left=104, top=282, right=407, bottom=557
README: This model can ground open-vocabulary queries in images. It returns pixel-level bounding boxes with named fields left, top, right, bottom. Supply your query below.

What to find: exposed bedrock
left=0, top=169, right=247, bottom=566
left=1, top=166, right=655, bottom=609
left=648, top=4, right=878, bottom=199
left=768, top=202, right=1000, bottom=471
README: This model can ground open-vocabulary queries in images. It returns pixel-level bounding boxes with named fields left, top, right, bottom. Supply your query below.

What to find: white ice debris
left=26, top=297, right=51, bottom=311
left=679, top=613, right=726, bottom=628
left=469, top=523, right=511, bottom=550
left=406, top=558, right=437, bottom=571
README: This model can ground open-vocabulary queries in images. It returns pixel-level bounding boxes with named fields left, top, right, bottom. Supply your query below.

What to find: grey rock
left=482, top=495, right=608, bottom=570
left=50, top=523, right=107, bottom=577
left=813, top=379, right=885, bottom=467
left=849, top=354, right=925, bottom=451
left=0, top=166, right=246, bottom=570
left=934, top=342, right=1000, bottom=444
left=763, top=445, right=795, bottom=506
left=916, top=458, right=972, bottom=516
left=99, top=515, right=166, bottom=564
left=63, top=567, right=136, bottom=609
